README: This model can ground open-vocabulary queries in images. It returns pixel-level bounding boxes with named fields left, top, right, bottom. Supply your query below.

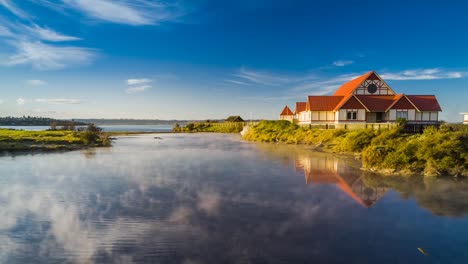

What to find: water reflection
left=0, top=134, right=468, bottom=263
left=294, top=155, right=388, bottom=207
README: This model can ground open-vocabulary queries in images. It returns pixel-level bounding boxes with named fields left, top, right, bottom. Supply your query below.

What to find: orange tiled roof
left=332, top=71, right=374, bottom=96
left=355, top=95, right=397, bottom=111
left=295, top=102, right=306, bottom=114
left=406, top=95, right=442, bottom=111
left=280, top=105, right=294, bottom=115
left=307, top=96, right=343, bottom=111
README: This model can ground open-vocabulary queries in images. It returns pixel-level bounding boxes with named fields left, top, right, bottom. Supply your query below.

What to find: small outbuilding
left=225, top=116, right=245, bottom=122
left=279, top=105, right=294, bottom=122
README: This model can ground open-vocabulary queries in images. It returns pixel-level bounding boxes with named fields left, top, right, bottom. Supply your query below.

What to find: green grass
left=243, top=121, right=468, bottom=177
left=172, top=122, right=244, bottom=133
left=0, top=128, right=110, bottom=152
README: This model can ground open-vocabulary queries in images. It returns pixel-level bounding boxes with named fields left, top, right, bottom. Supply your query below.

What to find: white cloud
left=35, top=98, right=81, bottom=104
left=380, top=68, right=468, bottom=81
left=234, top=67, right=315, bottom=86
left=0, top=0, right=29, bottom=19
left=127, top=78, right=152, bottom=85
left=26, top=79, right=47, bottom=86
left=0, top=25, right=13, bottom=37
left=224, top=79, right=251, bottom=86
left=59, top=0, right=186, bottom=25
left=333, top=60, right=354, bottom=67
left=6, top=41, right=95, bottom=70
left=0, top=99, right=3, bottom=104
left=16, top=97, right=25, bottom=105
left=27, top=24, right=81, bottom=42
left=125, top=85, right=151, bottom=94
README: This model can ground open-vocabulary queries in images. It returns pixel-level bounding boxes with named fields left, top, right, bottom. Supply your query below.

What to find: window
left=396, top=110, right=408, bottom=120
left=346, top=110, right=358, bottom=120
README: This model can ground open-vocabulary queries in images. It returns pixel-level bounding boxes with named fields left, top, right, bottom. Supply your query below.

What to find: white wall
left=358, top=109, right=366, bottom=120
left=430, top=112, right=438, bottom=121
left=422, top=112, right=430, bottom=120
left=415, top=112, right=421, bottom=121
left=408, top=109, right=415, bottom=121
left=389, top=109, right=396, bottom=120
left=339, top=110, right=346, bottom=120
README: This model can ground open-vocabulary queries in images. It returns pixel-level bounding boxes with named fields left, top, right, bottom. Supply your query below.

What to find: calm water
left=0, top=125, right=172, bottom=132
left=1, top=134, right=468, bottom=263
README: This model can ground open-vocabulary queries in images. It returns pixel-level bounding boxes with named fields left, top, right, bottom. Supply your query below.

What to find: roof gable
left=332, top=71, right=373, bottom=96
left=388, top=95, right=417, bottom=110
left=333, top=71, right=396, bottom=96
left=280, top=105, right=294, bottom=116
left=340, top=96, right=368, bottom=110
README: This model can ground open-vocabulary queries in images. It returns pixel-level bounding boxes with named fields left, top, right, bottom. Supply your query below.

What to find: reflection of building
left=295, top=155, right=387, bottom=207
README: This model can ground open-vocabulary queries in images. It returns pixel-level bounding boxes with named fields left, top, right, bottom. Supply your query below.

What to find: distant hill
left=0, top=116, right=87, bottom=126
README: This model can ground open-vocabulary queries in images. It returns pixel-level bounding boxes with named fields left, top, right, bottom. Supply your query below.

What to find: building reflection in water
left=294, top=155, right=388, bottom=207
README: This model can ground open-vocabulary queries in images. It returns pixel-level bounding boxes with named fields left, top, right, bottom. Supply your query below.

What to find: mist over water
left=0, top=133, right=467, bottom=263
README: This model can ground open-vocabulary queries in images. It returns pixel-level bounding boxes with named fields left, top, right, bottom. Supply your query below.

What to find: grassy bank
left=242, top=120, right=468, bottom=177
left=0, top=126, right=111, bottom=153
left=172, top=122, right=244, bottom=133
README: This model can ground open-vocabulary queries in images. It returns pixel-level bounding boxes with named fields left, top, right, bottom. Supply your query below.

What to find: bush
left=243, top=120, right=468, bottom=177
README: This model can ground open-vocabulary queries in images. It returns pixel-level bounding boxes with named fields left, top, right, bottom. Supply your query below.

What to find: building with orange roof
left=281, top=71, right=442, bottom=126
left=279, top=105, right=294, bottom=122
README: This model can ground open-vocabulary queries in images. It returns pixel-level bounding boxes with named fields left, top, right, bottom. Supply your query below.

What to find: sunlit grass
left=243, top=121, right=468, bottom=177
left=0, top=128, right=110, bottom=152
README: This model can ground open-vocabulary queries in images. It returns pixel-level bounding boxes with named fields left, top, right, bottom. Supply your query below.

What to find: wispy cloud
left=0, top=0, right=29, bottom=19
left=16, top=97, right=25, bottom=105
left=380, top=68, right=468, bottom=80
left=6, top=41, right=95, bottom=70
left=293, top=73, right=360, bottom=95
left=333, top=60, right=354, bottom=67
left=0, top=25, right=13, bottom=37
left=234, top=67, right=315, bottom=86
left=35, top=98, right=81, bottom=104
left=224, top=79, right=251, bottom=86
left=26, top=79, right=47, bottom=86
left=26, top=24, right=81, bottom=42
left=57, top=0, right=186, bottom=25
left=127, top=78, right=152, bottom=85
left=125, top=85, right=151, bottom=94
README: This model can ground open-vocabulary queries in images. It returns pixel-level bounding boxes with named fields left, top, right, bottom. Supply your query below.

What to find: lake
left=1, top=133, right=467, bottom=263
left=0, top=125, right=173, bottom=132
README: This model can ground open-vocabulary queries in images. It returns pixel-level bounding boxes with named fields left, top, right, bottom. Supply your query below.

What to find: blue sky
left=0, top=0, right=467, bottom=121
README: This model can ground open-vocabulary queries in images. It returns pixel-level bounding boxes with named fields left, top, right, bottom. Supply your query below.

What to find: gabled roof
left=225, top=116, right=244, bottom=122
left=280, top=105, right=294, bottom=116
left=332, top=71, right=374, bottom=96
left=406, top=95, right=442, bottom=111
left=334, top=94, right=369, bottom=111
left=386, top=94, right=418, bottom=111
left=355, top=95, right=397, bottom=111
left=307, top=96, right=343, bottom=111
left=295, top=102, right=306, bottom=114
